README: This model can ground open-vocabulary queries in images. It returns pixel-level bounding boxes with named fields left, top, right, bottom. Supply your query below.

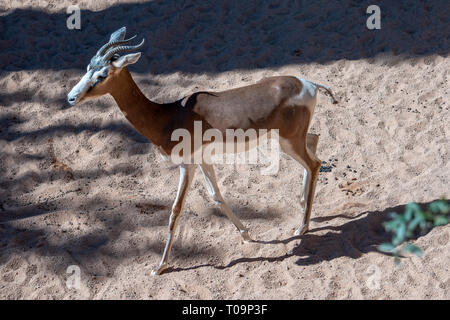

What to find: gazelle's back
left=191, top=76, right=303, bottom=131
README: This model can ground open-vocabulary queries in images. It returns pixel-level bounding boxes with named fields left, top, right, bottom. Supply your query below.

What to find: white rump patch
left=294, top=77, right=318, bottom=112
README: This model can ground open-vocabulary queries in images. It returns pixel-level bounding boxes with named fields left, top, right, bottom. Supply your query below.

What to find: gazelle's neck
left=109, top=68, right=208, bottom=156
left=110, top=68, right=151, bottom=110
left=109, top=68, right=165, bottom=147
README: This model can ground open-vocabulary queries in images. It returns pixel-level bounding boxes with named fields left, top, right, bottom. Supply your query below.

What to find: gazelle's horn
left=96, top=35, right=137, bottom=57
left=102, top=38, right=145, bottom=61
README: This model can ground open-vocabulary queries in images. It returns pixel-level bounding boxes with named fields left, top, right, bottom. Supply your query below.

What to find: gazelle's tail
left=312, top=82, right=339, bottom=104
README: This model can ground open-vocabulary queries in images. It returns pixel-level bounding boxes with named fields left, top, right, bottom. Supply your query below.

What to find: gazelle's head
left=67, top=27, right=144, bottom=106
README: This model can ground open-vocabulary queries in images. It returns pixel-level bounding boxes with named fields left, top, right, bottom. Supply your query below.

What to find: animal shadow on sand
left=168, top=200, right=440, bottom=274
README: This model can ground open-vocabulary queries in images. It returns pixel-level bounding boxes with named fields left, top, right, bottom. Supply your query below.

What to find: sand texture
left=0, top=0, right=449, bottom=299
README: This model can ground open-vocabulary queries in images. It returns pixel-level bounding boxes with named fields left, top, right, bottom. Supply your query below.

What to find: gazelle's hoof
left=151, top=263, right=169, bottom=276
left=240, top=229, right=253, bottom=243
left=294, top=224, right=309, bottom=236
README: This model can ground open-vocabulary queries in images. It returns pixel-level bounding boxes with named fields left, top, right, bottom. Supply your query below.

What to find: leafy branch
left=378, top=199, right=449, bottom=264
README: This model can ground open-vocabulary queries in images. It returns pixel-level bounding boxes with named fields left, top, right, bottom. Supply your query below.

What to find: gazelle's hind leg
left=199, top=163, right=252, bottom=242
left=152, top=164, right=196, bottom=275
left=280, top=133, right=321, bottom=236
left=300, top=134, right=320, bottom=209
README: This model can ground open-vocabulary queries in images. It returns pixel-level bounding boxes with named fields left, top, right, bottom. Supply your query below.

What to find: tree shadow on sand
left=0, top=196, right=199, bottom=278
left=168, top=200, right=441, bottom=274
left=0, top=0, right=448, bottom=76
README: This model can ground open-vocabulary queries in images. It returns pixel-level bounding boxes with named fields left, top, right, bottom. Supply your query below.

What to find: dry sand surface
left=0, top=0, right=449, bottom=299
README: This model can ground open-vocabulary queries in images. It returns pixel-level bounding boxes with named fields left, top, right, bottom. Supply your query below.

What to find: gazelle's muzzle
left=67, top=72, right=93, bottom=106
left=67, top=93, right=77, bottom=106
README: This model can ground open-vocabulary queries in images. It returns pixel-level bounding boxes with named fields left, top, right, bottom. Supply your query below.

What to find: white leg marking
left=199, top=163, right=252, bottom=242
left=152, top=164, right=196, bottom=275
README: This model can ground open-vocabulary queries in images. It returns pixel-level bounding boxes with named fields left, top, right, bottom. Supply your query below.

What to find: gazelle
left=67, top=27, right=338, bottom=275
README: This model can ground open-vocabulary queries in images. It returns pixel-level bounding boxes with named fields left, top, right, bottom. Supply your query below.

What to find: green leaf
left=429, top=200, right=449, bottom=215
left=405, top=202, right=420, bottom=220
left=419, top=216, right=428, bottom=231
left=393, top=222, right=406, bottom=246
left=408, top=215, right=423, bottom=231
left=382, top=199, right=448, bottom=265
left=433, top=215, right=449, bottom=226
left=402, top=243, right=423, bottom=257
left=378, top=242, right=396, bottom=253
left=384, top=220, right=400, bottom=233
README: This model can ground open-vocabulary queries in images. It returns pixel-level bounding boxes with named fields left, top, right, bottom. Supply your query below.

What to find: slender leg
left=300, top=133, right=320, bottom=209
left=152, top=164, right=196, bottom=275
left=280, top=133, right=321, bottom=236
left=199, top=163, right=252, bottom=242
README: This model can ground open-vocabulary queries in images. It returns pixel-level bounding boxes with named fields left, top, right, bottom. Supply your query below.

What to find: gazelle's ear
left=109, top=27, right=126, bottom=42
left=112, top=52, right=142, bottom=68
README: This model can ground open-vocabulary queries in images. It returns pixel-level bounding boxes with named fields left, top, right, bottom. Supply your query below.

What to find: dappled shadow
left=0, top=0, right=448, bottom=76
left=0, top=194, right=178, bottom=277
left=0, top=216, right=217, bottom=277
left=0, top=89, right=41, bottom=106
left=167, top=200, right=442, bottom=273
left=207, top=205, right=282, bottom=221
left=0, top=190, right=173, bottom=225
left=0, top=84, right=148, bottom=147
left=1, top=152, right=146, bottom=189
left=0, top=127, right=175, bottom=276
left=0, top=163, right=154, bottom=223
left=0, top=114, right=148, bottom=143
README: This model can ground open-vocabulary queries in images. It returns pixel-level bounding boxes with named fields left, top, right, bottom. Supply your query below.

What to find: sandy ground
left=0, top=1, right=449, bottom=299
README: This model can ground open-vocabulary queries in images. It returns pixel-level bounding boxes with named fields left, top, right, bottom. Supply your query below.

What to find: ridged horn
left=96, top=35, right=137, bottom=57
left=102, top=38, right=145, bottom=61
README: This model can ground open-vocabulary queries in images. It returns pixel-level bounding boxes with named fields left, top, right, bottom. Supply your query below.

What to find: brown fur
left=96, top=69, right=312, bottom=156
left=192, top=76, right=303, bottom=132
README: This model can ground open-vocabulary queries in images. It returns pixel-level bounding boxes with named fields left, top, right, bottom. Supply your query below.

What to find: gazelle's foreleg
left=199, top=163, right=252, bottom=242
left=152, top=164, right=196, bottom=275
left=300, top=133, right=320, bottom=209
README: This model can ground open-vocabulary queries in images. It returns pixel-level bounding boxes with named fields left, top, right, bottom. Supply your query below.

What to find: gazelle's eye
left=92, top=74, right=107, bottom=87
